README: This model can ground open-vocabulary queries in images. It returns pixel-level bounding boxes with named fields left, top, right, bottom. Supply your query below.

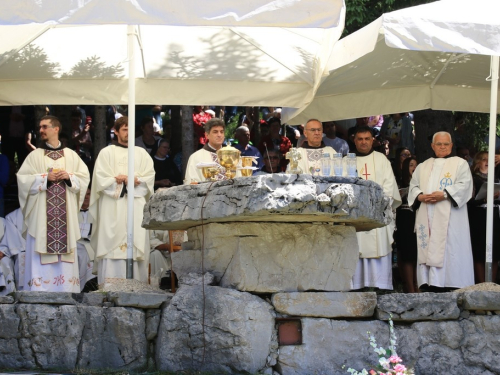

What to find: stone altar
left=143, top=174, right=393, bottom=292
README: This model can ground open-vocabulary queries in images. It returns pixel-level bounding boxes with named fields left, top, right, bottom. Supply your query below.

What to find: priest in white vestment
left=1, top=209, right=25, bottom=290
left=0, top=218, right=15, bottom=295
left=90, top=116, right=155, bottom=286
left=17, top=115, right=90, bottom=292
left=290, top=119, right=337, bottom=175
left=408, top=131, right=474, bottom=289
left=346, top=125, right=401, bottom=290
left=184, top=118, right=241, bottom=184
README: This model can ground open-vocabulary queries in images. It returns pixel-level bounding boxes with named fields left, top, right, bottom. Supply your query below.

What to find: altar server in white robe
left=291, top=119, right=336, bottom=175
left=4, top=209, right=26, bottom=290
left=184, top=118, right=240, bottom=184
left=0, top=218, right=15, bottom=295
left=408, top=131, right=474, bottom=289
left=90, top=116, right=155, bottom=286
left=346, top=125, right=401, bottom=290
left=17, top=115, right=90, bottom=292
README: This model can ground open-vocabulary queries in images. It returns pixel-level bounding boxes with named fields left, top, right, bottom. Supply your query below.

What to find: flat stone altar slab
left=143, top=174, right=393, bottom=231
left=172, top=222, right=358, bottom=292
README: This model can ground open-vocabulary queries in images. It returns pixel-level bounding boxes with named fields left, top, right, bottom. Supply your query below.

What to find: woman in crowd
left=135, top=116, right=161, bottom=154
left=394, top=156, right=419, bottom=293
left=468, top=151, right=500, bottom=283
left=392, top=147, right=412, bottom=187
left=150, top=139, right=182, bottom=190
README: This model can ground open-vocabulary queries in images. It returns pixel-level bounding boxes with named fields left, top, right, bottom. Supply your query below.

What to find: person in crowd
left=184, top=118, right=237, bottom=183
left=0, top=106, right=35, bottom=166
left=0, top=154, right=8, bottom=218
left=347, top=125, right=401, bottom=290
left=255, top=150, right=282, bottom=174
left=392, top=147, right=412, bottom=187
left=150, top=139, right=182, bottom=190
left=17, top=115, right=90, bottom=292
left=135, top=116, right=161, bottom=154
left=0, top=217, right=16, bottom=295
left=293, top=119, right=337, bottom=175
left=71, top=110, right=93, bottom=164
left=468, top=151, right=500, bottom=284
left=457, top=146, right=473, bottom=167
left=380, top=113, right=414, bottom=159
left=233, top=126, right=264, bottom=173
left=394, top=156, right=419, bottom=293
left=408, top=131, right=474, bottom=290
left=77, top=188, right=98, bottom=292
left=322, top=121, right=349, bottom=156
left=258, top=117, right=291, bottom=171
left=90, top=116, right=155, bottom=286
left=0, top=208, right=25, bottom=290
left=376, top=140, right=390, bottom=158
left=193, top=106, right=212, bottom=147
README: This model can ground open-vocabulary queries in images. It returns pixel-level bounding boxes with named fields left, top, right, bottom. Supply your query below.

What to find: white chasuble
left=89, top=145, right=155, bottom=284
left=295, top=146, right=336, bottom=176
left=346, top=151, right=401, bottom=290
left=17, top=148, right=90, bottom=292
left=409, top=157, right=474, bottom=288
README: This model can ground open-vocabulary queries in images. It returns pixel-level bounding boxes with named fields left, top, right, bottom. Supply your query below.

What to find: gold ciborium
left=217, top=144, right=241, bottom=179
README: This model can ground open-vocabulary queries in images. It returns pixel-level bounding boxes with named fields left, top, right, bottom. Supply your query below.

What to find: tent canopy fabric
left=0, top=0, right=344, bottom=28
left=283, top=0, right=500, bottom=124
left=0, top=0, right=345, bottom=107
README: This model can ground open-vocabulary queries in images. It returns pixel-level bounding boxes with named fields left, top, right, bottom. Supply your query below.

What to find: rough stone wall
left=1, top=289, right=500, bottom=375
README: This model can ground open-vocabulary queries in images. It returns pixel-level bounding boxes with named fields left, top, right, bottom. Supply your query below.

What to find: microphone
left=263, top=142, right=274, bottom=174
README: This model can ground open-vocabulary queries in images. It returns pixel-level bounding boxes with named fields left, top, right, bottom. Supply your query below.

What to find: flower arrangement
left=343, top=316, right=414, bottom=375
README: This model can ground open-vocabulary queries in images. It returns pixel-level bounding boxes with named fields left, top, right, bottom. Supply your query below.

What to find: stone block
left=15, top=291, right=77, bottom=305
left=144, top=174, right=392, bottom=232
left=462, top=291, right=500, bottom=311
left=82, top=292, right=106, bottom=306
left=272, top=292, right=376, bottom=318
left=107, top=292, right=173, bottom=309
left=173, top=222, right=358, bottom=293
left=146, top=309, right=161, bottom=340
left=178, top=272, right=215, bottom=286
left=77, top=306, right=147, bottom=370
left=377, top=292, right=460, bottom=321
left=0, top=296, right=14, bottom=304
left=156, top=285, right=276, bottom=374
left=16, top=304, right=85, bottom=369
left=278, top=319, right=390, bottom=375
left=0, top=305, right=20, bottom=338
left=462, top=316, right=500, bottom=373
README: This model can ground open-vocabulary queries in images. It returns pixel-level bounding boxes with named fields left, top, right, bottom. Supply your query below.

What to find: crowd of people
left=0, top=105, right=499, bottom=295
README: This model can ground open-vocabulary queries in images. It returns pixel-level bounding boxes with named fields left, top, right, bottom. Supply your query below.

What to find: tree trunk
left=413, top=109, right=455, bottom=163
left=181, top=106, right=194, bottom=181
left=250, top=106, right=261, bottom=145
left=93, top=105, right=107, bottom=158
left=169, top=106, right=182, bottom=154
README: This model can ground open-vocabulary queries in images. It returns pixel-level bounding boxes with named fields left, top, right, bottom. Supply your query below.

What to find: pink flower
left=369, top=370, right=376, bottom=375
left=394, top=364, right=407, bottom=372
left=389, top=355, right=402, bottom=364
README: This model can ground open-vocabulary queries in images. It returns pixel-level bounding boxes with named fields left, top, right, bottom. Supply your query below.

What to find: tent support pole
left=126, top=25, right=137, bottom=279
left=485, top=55, right=499, bottom=283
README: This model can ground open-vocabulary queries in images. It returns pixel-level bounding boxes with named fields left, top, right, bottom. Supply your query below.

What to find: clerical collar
left=154, top=155, right=167, bottom=161
left=301, top=141, right=326, bottom=149
left=42, top=141, right=63, bottom=151
left=203, top=143, right=220, bottom=152
left=113, top=141, right=128, bottom=148
left=355, top=149, right=374, bottom=157
left=433, top=153, right=453, bottom=159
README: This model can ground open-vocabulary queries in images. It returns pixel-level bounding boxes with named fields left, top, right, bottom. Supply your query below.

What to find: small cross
left=362, top=163, right=370, bottom=180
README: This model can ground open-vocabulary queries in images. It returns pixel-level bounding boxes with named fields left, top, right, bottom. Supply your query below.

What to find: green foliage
left=456, top=112, right=500, bottom=152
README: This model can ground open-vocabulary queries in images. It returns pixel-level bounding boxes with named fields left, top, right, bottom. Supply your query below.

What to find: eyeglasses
left=434, top=142, right=451, bottom=147
left=38, top=125, right=55, bottom=130
left=401, top=153, right=411, bottom=157
left=306, top=128, right=322, bottom=133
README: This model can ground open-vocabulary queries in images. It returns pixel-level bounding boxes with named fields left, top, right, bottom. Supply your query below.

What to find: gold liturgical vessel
left=201, top=166, right=219, bottom=181
left=217, top=144, right=241, bottom=179
left=240, top=156, right=258, bottom=176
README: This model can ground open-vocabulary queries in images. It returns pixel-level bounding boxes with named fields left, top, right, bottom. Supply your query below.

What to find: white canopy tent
left=0, top=0, right=346, bottom=279
left=283, top=0, right=500, bottom=281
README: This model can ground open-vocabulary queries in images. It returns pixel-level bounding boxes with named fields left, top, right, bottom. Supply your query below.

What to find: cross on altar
left=362, top=163, right=370, bottom=180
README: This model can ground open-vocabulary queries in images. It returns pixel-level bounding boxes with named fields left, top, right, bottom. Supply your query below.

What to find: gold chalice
left=241, top=156, right=255, bottom=167
left=238, top=166, right=257, bottom=177
left=201, top=166, right=219, bottom=181
left=217, top=144, right=241, bottom=179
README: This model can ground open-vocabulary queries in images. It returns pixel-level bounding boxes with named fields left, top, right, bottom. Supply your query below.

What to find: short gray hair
left=432, top=131, right=452, bottom=143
